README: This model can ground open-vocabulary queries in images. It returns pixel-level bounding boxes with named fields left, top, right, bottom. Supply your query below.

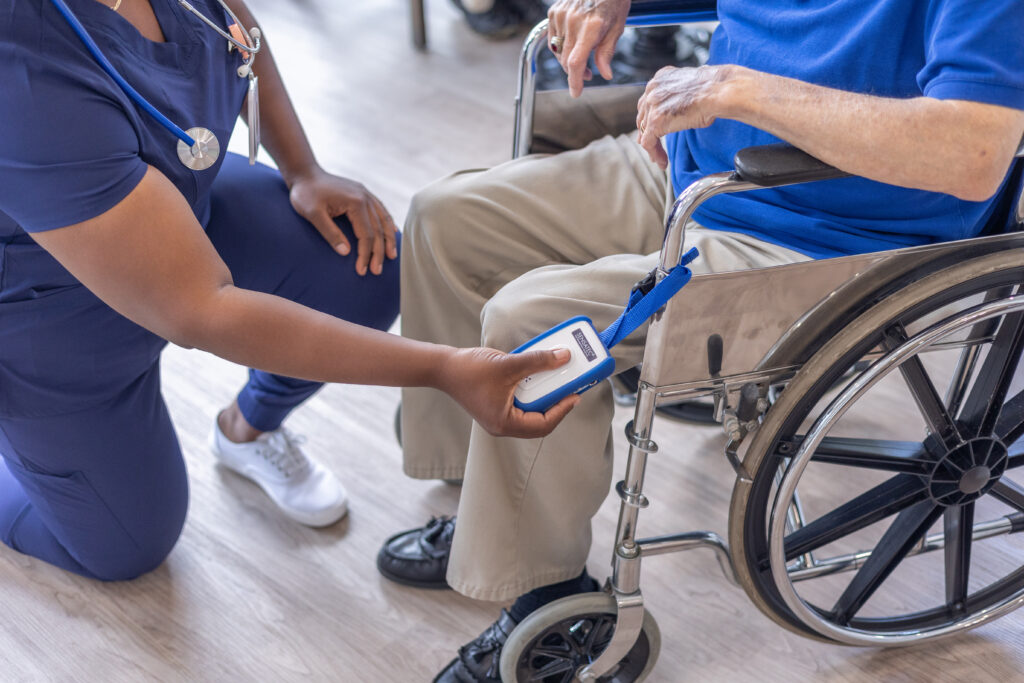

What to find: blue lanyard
left=48, top=0, right=197, bottom=148
left=598, top=247, right=700, bottom=349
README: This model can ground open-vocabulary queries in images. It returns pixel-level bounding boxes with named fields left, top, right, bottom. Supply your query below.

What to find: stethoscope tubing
left=177, top=0, right=259, bottom=62
left=47, top=0, right=198, bottom=147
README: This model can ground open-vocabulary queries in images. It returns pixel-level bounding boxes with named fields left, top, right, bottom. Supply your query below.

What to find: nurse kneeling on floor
left=0, top=0, right=576, bottom=581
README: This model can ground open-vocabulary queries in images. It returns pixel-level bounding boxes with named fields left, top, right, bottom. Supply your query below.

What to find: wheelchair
left=496, top=4, right=1024, bottom=682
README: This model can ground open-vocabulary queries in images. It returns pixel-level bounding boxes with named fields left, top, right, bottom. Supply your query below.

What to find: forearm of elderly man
left=636, top=64, right=1024, bottom=202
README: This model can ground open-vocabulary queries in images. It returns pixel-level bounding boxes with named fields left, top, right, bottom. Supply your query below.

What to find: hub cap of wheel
left=516, top=614, right=648, bottom=683
left=927, top=438, right=1008, bottom=505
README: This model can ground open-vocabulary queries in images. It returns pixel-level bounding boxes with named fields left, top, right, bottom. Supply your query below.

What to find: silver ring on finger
left=549, top=35, right=564, bottom=53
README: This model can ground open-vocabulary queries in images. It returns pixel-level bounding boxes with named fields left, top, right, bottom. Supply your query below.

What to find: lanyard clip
left=630, top=269, right=659, bottom=298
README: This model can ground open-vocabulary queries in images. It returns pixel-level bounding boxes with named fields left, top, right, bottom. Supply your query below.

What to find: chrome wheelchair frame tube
left=787, top=516, right=1020, bottom=582
left=659, top=173, right=759, bottom=272
left=513, top=20, right=549, bottom=160
left=580, top=174, right=761, bottom=682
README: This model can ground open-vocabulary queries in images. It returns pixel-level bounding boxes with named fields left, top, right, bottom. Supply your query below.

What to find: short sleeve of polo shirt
left=0, top=42, right=147, bottom=233
left=920, top=0, right=1024, bottom=109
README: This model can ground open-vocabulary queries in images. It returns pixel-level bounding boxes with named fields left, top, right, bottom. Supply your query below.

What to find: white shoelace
left=257, top=428, right=311, bottom=478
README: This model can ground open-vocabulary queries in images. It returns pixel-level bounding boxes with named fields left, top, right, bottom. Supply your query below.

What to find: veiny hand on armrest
left=636, top=65, right=1024, bottom=201
left=30, top=166, right=578, bottom=438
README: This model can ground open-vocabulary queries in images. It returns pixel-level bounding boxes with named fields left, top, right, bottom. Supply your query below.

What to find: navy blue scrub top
left=0, top=0, right=248, bottom=249
left=0, top=0, right=247, bottom=416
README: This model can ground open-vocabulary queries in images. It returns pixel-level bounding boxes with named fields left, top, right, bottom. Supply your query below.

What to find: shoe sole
left=209, top=435, right=348, bottom=528
left=376, top=554, right=451, bottom=590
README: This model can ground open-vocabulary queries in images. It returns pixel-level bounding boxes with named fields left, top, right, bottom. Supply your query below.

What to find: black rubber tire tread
left=728, top=249, right=1024, bottom=643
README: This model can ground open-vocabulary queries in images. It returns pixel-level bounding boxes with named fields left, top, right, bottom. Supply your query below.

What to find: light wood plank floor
left=2, top=1, right=1022, bottom=681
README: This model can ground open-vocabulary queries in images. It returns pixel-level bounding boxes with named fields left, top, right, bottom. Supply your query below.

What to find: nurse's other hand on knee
left=288, top=167, right=400, bottom=276
left=439, top=347, right=580, bottom=439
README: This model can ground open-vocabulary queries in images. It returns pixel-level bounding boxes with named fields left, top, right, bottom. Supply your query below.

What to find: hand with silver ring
left=546, top=0, right=630, bottom=98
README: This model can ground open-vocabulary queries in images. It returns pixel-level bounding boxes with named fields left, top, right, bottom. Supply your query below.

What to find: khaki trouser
left=401, top=134, right=808, bottom=601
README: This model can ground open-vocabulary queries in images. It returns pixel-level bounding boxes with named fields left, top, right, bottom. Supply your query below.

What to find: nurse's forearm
left=224, top=0, right=321, bottom=187
left=29, top=167, right=433, bottom=388
left=190, top=284, right=453, bottom=388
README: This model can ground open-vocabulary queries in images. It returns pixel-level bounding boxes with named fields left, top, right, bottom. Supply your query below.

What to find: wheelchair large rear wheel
left=729, top=251, right=1024, bottom=645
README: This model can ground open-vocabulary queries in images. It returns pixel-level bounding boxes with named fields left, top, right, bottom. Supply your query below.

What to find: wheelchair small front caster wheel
left=499, top=592, right=660, bottom=682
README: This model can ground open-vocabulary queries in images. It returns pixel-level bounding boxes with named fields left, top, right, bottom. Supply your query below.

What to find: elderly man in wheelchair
left=378, top=0, right=1024, bottom=680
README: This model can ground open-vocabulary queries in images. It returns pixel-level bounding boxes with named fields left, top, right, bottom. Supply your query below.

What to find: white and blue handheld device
left=512, top=316, right=616, bottom=413
left=509, top=247, right=701, bottom=414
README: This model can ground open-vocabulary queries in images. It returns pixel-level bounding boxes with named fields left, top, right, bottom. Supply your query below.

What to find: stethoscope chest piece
left=177, top=127, right=220, bottom=171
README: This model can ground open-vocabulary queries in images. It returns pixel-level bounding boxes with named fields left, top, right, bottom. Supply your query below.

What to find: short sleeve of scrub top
left=0, top=42, right=147, bottom=233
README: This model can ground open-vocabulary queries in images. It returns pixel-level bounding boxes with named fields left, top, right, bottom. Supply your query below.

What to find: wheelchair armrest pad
left=733, top=143, right=850, bottom=188
left=627, top=0, right=717, bottom=18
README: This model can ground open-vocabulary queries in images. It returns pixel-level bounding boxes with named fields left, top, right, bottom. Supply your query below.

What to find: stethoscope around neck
left=48, top=0, right=262, bottom=171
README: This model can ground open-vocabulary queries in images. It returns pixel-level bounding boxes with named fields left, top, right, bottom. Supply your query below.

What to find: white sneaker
left=210, top=422, right=348, bottom=527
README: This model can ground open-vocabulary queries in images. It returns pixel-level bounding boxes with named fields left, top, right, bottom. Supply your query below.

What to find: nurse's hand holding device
left=512, top=247, right=700, bottom=412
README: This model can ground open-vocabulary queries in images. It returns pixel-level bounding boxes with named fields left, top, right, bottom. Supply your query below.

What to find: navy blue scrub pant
left=0, top=155, right=400, bottom=580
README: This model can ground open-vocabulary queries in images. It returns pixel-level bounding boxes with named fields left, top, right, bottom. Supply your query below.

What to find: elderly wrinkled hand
left=546, top=0, right=631, bottom=98
left=636, top=64, right=732, bottom=169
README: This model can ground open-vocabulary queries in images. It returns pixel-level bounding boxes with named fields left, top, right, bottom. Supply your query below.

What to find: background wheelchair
left=496, top=3, right=1024, bottom=681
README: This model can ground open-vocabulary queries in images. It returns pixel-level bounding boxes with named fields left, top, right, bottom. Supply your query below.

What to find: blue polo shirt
left=666, top=0, right=1024, bottom=258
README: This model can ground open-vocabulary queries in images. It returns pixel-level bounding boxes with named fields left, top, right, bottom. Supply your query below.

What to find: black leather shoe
left=434, top=609, right=518, bottom=682
left=450, top=0, right=522, bottom=40
left=376, top=516, right=455, bottom=589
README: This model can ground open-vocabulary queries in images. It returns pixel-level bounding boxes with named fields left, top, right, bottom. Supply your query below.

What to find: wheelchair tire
left=729, top=250, right=1024, bottom=645
left=499, top=593, right=660, bottom=682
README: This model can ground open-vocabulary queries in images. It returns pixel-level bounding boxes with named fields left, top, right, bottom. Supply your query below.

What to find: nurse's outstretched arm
left=30, top=166, right=579, bottom=439
left=224, top=0, right=398, bottom=277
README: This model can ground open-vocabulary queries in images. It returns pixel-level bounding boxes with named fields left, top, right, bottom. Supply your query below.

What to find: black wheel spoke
left=529, top=655, right=576, bottom=680
left=943, top=503, right=974, bottom=613
left=796, top=436, right=933, bottom=474
left=531, top=644, right=572, bottom=660
left=883, top=323, right=961, bottom=446
left=996, top=389, right=1024, bottom=447
left=944, top=291, right=1009, bottom=418
left=784, top=474, right=928, bottom=561
left=832, top=500, right=943, bottom=625
left=990, top=479, right=1024, bottom=512
left=581, top=617, right=611, bottom=655
left=958, top=312, right=1024, bottom=439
